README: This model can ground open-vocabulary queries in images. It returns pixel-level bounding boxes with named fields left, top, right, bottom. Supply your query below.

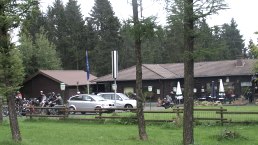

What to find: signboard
left=148, top=86, right=152, bottom=92
left=112, top=84, right=117, bottom=91
left=156, top=89, right=160, bottom=94
left=60, top=83, right=66, bottom=91
left=241, top=82, right=252, bottom=86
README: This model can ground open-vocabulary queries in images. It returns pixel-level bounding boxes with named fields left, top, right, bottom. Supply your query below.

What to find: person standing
left=40, top=91, right=47, bottom=107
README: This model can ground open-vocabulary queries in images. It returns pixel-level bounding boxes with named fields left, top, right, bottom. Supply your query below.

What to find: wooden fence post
left=176, top=106, right=180, bottom=119
left=220, top=107, right=224, bottom=126
left=65, top=107, right=69, bottom=119
left=30, top=106, right=32, bottom=119
left=96, top=108, right=102, bottom=119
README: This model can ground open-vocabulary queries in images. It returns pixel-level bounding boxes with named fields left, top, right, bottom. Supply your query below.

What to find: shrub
left=215, top=129, right=248, bottom=141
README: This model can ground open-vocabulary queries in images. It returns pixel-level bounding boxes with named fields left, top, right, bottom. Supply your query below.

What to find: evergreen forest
left=15, top=0, right=257, bottom=77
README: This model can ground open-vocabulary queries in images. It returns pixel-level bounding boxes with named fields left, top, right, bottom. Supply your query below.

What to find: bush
left=215, top=129, right=248, bottom=141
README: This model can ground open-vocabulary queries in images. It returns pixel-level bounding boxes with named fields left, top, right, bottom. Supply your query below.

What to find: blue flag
left=86, top=49, right=90, bottom=80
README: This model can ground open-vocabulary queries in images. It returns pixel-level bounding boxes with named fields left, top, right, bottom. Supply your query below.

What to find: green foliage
left=20, top=3, right=46, bottom=42
left=45, top=0, right=87, bottom=70
left=89, top=0, right=121, bottom=76
left=18, top=27, right=61, bottom=76
left=34, top=28, right=61, bottom=69
left=0, top=48, right=25, bottom=96
left=0, top=0, right=37, bottom=30
left=248, top=40, right=258, bottom=59
left=220, top=18, right=245, bottom=60
left=104, top=115, right=137, bottom=125
left=215, top=129, right=247, bottom=141
left=0, top=0, right=34, bottom=97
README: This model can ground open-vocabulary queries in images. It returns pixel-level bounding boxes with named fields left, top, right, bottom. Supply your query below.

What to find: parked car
left=97, top=92, right=137, bottom=109
left=67, top=94, right=115, bottom=114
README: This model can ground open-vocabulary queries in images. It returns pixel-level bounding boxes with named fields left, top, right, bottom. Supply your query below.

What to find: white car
left=97, top=93, right=137, bottom=109
left=67, top=94, right=115, bottom=114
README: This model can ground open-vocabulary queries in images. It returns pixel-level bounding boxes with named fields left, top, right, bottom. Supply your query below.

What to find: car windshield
left=91, top=95, right=106, bottom=101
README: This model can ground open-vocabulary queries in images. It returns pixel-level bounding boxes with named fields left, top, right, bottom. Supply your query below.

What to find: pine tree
left=0, top=0, right=34, bottom=142
left=89, top=0, right=121, bottom=76
left=20, top=3, right=46, bottom=43
left=19, top=28, right=61, bottom=77
left=62, top=0, right=87, bottom=70
left=221, top=18, right=245, bottom=59
left=45, top=0, right=67, bottom=68
left=119, top=20, right=136, bottom=69
left=166, top=0, right=227, bottom=144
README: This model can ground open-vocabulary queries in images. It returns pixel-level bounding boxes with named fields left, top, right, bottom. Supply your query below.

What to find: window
left=82, top=95, right=93, bottom=101
left=113, top=94, right=121, bottom=100
left=101, top=94, right=112, bottom=100
left=71, top=95, right=82, bottom=101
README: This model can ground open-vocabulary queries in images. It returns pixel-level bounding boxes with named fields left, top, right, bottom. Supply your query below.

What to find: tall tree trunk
left=8, top=95, right=22, bottom=142
left=0, top=96, right=3, bottom=123
left=183, top=0, right=194, bottom=145
left=0, top=6, right=22, bottom=141
left=132, top=0, right=148, bottom=140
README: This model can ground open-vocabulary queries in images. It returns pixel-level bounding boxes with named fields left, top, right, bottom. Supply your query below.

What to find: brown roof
left=25, top=70, right=97, bottom=86
left=93, top=59, right=257, bottom=82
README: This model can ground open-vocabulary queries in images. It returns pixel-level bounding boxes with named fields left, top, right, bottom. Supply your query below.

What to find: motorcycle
left=161, top=97, right=174, bottom=109
left=161, top=102, right=174, bottom=109
left=2, top=106, right=9, bottom=117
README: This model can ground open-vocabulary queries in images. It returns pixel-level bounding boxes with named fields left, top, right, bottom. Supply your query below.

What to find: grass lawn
left=1, top=117, right=258, bottom=145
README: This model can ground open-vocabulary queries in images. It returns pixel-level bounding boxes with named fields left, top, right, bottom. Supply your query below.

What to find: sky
left=38, top=0, right=258, bottom=47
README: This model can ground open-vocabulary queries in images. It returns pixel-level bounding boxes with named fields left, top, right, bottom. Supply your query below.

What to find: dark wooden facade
left=20, top=70, right=100, bottom=101
left=98, top=75, right=252, bottom=101
left=21, top=74, right=90, bottom=101
left=95, top=59, right=257, bottom=101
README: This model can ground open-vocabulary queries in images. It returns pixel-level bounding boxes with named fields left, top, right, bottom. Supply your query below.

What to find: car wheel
left=81, top=112, right=86, bottom=115
left=69, top=107, right=76, bottom=114
left=124, top=104, right=133, bottom=112
left=95, top=106, right=102, bottom=114
left=125, top=104, right=133, bottom=109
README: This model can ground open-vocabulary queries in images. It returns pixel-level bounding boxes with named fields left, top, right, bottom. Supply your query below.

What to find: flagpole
left=86, top=49, right=90, bottom=94
left=87, top=80, right=90, bottom=94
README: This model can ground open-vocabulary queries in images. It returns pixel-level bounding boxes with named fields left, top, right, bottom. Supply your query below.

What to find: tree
left=18, top=33, right=35, bottom=76
left=45, top=0, right=67, bottom=68
left=182, top=1, right=195, bottom=144
left=63, top=0, right=87, bottom=70
left=119, top=20, right=136, bottom=69
left=165, top=0, right=185, bottom=63
left=45, top=0, right=87, bottom=70
left=19, top=27, right=61, bottom=76
left=0, top=0, right=34, bottom=141
left=166, top=0, right=227, bottom=144
left=132, top=0, right=148, bottom=140
left=20, top=3, right=46, bottom=43
left=220, top=18, right=245, bottom=59
left=89, top=0, right=121, bottom=76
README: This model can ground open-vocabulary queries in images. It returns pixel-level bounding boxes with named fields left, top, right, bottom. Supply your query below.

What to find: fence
left=25, top=106, right=68, bottom=119
left=24, top=106, right=258, bottom=125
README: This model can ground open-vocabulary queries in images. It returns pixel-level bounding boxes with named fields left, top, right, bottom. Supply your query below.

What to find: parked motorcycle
left=2, top=106, right=9, bottom=117
left=161, top=96, right=174, bottom=109
left=161, top=102, right=174, bottom=109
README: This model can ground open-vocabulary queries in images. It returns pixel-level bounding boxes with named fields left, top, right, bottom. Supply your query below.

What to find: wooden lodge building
left=21, top=70, right=100, bottom=101
left=93, top=59, right=258, bottom=101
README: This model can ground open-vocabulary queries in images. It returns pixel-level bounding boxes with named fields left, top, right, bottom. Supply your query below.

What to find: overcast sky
left=38, top=0, right=258, bottom=47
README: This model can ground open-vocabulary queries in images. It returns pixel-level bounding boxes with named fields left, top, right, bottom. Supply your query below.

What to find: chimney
left=236, top=57, right=245, bottom=67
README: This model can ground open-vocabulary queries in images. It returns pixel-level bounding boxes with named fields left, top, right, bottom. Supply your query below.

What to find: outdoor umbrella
left=219, top=79, right=225, bottom=95
left=218, top=79, right=225, bottom=101
left=176, top=81, right=183, bottom=103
